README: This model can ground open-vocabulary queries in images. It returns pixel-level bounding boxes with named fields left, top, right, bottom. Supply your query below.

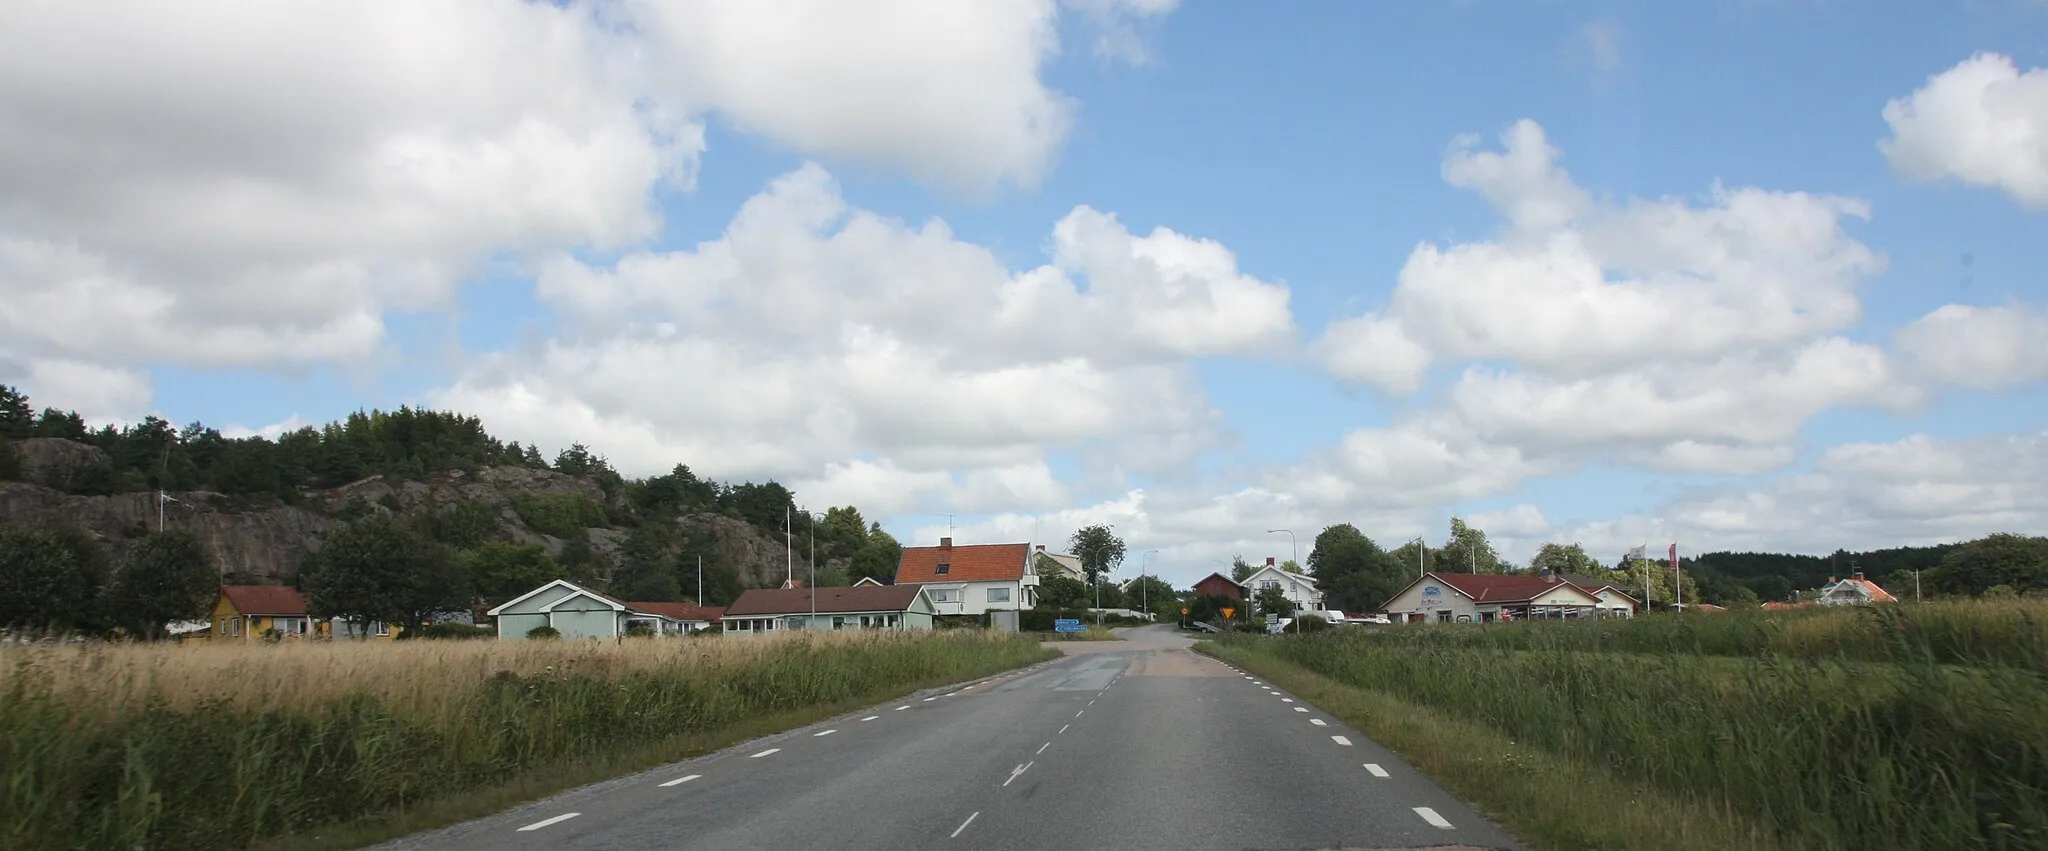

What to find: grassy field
left=1203, top=601, right=2048, bottom=851
left=0, top=631, right=1054, bottom=851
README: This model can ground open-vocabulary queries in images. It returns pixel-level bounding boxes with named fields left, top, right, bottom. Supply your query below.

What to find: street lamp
left=1141, top=550, right=1159, bottom=621
left=1410, top=536, right=1427, bottom=578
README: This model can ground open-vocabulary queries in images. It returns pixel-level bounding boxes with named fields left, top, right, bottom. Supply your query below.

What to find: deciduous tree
left=1068, top=524, right=1126, bottom=587
left=105, top=529, right=216, bottom=640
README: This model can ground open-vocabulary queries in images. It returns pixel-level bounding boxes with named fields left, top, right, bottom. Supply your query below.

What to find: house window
left=930, top=589, right=959, bottom=603
left=936, top=563, right=950, bottom=575
left=1261, top=580, right=1279, bottom=591
left=231, top=619, right=242, bottom=636
left=887, top=614, right=900, bottom=627
left=987, top=587, right=1011, bottom=603
left=832, top=616, right=847, bottom=629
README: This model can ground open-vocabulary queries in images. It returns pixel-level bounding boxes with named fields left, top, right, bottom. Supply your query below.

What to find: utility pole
left=696, top=555, right=703, bottom=608
left=808, top=510, right=818, bottom=625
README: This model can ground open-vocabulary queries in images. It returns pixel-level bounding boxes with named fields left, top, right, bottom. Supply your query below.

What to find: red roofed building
left=1380, top=572, right=1604, bottom=624
left=624, top=601, right=726, bottom=631
left=893, top=537, right=1035, bottom=616
left=210, top=586, right=321, bottom=640
left=1193, top=572, right=1246, bottom=600
left=722, top=585, right=938, bottom=634
left=1818, top=577, right=1899, bottom=606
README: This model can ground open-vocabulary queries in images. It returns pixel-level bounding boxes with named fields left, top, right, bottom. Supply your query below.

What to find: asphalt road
left=372, top=627, right=1522, bottom=851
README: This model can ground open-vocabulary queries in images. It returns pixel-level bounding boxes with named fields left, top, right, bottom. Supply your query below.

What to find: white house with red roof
left=1381, top=573, right=1603, bottom=624
left=894, top=537, right=1036, bottom=616
left=1817, top=576, right=1899, bottom=606
left=1240, top=558, right=1322, bottom=612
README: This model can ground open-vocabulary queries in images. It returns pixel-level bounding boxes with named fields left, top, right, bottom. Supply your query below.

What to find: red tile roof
left=1431, top=573, right=1599, bottom=604
left=895, top=541, right=1029, bottom=583
left=726, top=585, right=925, bottom=616
left=1830, top=578, right=1899, bottom=603
left=220, top=586, right=309, bottom=616
left=626, top=601, right=726, bottom=622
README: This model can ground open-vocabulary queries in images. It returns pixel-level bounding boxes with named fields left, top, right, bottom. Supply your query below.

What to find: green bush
left=525, top=625, right=561, bottom=640
left=513, top=492, right=608, bottom=540
left=1292, top=614, right=1331, bottom=633
left=624, top=623, right=655, bottom=638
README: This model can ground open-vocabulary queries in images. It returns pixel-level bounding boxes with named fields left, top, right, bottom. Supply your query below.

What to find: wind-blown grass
left=1, top=631, right=1052, bottom=850
left=1337, top=599, right=2048, bottom=670
left=1211, top=603, right=2048, bottom=851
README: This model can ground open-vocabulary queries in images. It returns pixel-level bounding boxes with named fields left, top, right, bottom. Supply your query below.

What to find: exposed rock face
left=8, top=438, right=113, bottom=490
left=0, top=438, right=825, bottom=589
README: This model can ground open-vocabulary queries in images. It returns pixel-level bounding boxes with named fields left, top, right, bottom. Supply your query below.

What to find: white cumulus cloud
left=1896, top=302, right=2048, bottom=391
left=1880, top=52, right=2048, bottom=209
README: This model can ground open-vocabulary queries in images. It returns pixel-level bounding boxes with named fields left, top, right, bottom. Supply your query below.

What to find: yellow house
left=209, top=586, right=406, bottom=641
left=211, top=586, right=323, bottom=640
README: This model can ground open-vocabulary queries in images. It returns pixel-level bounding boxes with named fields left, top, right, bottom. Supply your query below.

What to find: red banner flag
left=1669, top=543, right=1678, bottom=572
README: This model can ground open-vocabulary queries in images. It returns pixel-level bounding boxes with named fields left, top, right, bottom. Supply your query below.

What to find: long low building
left=1381, top=572, right=1605, bottom=623
left=722, top=585, right=937, bottom=634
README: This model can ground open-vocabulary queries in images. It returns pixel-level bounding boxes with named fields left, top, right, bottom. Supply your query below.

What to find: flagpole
left=697, top=555, right=703, bottom=608
left=1671, top=542, right=1682, bottom=612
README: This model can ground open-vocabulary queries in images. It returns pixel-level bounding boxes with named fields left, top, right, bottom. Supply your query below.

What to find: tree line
left=1, top=384, right=909, bottom=628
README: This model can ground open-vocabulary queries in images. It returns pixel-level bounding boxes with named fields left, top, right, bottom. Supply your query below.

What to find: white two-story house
left=894, top=538, right=1037, bottom=616
left=1240, top=558, right=1323, bottom=613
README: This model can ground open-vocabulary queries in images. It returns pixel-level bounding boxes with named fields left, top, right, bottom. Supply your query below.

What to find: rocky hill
left=0, top=437, right=840, bottom=592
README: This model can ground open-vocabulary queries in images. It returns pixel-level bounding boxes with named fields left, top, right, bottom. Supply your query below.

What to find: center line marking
left=924, top=697, right=937, bottom=702
left=815, top=729, right=836, bottom=737
left=1331, top=735, right=1353, bottom=746
left=1059, top=724, right=1069, bottom=734
left=896, top=706, right=910, bottom=711
left=951, top=811, right=980, bottom=838
left=1282, top=698, right=1293, bottom=702
left=861, top=715, right=879, bottom=721
left=1414, top=807, right=1454, bottom=829
left=1003, top=761, right=1034, bottom=787
left=659, top=774, right=701, bottom=787
left=1294, top=707, right=1309, bottom=712
left=1310, top=719, right=1327, bottom=726
left=1364, top=764, right=1390, bottom=778
left=1037, top=741, right=1050, bottom=754
left=517, top=813, right=580, bottom=832
left=750, top=748, right=781, bottom=758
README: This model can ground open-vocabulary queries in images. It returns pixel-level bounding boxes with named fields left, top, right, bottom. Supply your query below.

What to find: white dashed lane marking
left=1364, top=764, right=1390, bottom=778
left=1331, top=736, right=1353, bottom=746
left=1293, top=707, right=1309, bottom=713
left=1059, top=724, right=1070, bottom=734
left=896, top=706, right=910, bottom=711
left=861, top=715, right=879, bottom=721
left=1281, top=698, right=1293, bottom=703
left=1414, top=807, right=1454, bottom=829
left=952, top=811, right=980, bottom=838
left=659, top=774, right=701, bottom=787
left=750, top=748, right=781, bottom=758
left=517, top=813, right=580, bottom=832
left=1003, top=761, right=1034, bottom=787
left=1037, top=741, right=1050, bottom=755
left=814, top=729, right=836, bottom=737
left=1310, top=719, right=1327, bottom=727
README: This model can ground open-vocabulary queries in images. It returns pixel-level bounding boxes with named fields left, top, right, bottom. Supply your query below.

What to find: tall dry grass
left=1216, top=601, right=2048, bottom=850
left=1, top=631, right=1051, bottom=850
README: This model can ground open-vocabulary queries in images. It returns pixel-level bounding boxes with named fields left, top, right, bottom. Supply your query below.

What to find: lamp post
left=1409, top=536, right=1427, bottom=578
left=1265, top=529, right=1297, bottom=631
left=1141, top=550, right=1159, bottom=621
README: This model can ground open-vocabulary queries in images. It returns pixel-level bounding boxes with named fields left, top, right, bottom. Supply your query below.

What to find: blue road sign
left=1053, top=619, right=1085, bottom=633
left=1054, top=619, right=1081, bottom=628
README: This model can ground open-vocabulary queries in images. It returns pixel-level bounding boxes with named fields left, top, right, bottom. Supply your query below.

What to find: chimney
left=941, top=537, right=952, bottom=548
left=1266, top=557, right=1275, bottom=567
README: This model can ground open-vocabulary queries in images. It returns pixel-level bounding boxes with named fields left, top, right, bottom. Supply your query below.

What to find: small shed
left=1193, top=572, right=1246, bottom=600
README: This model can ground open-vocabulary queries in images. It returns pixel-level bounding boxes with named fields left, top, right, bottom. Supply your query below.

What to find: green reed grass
left=1216, top=602, right=2048, bottom=850
left=0, top=631, right=1051, bottom=851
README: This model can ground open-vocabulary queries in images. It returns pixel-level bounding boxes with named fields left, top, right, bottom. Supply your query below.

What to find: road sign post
left=1053, top=618, right=1085, bottom=634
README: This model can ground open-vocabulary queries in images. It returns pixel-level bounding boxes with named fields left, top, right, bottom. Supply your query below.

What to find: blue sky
left=4, top=1, right=2045, bottom=585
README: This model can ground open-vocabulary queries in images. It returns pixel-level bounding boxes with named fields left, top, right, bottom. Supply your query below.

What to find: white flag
left=1624, top=545, right=1646, bottom=560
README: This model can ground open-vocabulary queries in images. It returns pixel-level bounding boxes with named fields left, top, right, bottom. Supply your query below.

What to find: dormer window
left=936, top=563, right=950, bottom=575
